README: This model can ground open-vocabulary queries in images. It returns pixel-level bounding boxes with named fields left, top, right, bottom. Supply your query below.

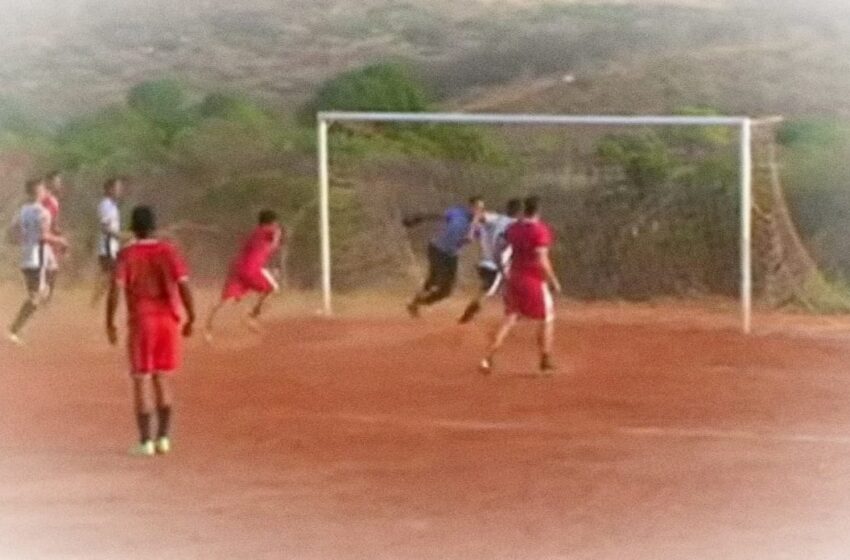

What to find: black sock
left=137, top=412, right=152, bottom=443
left=10, top=300, right=37, bottom=334
left=156, top=406, right=172, bottom=439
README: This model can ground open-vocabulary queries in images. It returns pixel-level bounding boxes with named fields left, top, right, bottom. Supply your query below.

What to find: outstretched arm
left=401, top=212, right=443, bottom=229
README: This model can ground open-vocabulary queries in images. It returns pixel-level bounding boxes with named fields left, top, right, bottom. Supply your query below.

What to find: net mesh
left=750, top=120, right=824, bottom=307
left=313, top=119, right=834, bottom=309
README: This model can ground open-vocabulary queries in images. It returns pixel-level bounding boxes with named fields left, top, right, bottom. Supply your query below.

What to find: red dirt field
left=3, top=292, right=850, bottom=559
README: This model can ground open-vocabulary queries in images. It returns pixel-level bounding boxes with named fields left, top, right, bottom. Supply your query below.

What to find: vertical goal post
left=316, top=111, right=754, bottom=333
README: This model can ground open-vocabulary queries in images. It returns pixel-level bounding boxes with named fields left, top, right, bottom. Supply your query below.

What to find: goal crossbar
left=317, top=111, right=754, bottom=333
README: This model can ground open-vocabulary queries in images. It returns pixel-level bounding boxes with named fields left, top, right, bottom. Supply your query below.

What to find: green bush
left=127, top=79, right=194, bottom=140
left=302, top=62, right=429, bottom=122
left=55, top=106, right=167, bottom=172
left=596, top=132, right=673, bottom=195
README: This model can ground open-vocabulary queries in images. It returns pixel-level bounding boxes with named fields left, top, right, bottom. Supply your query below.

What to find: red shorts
left=222, top=268, right=278, bottom=301
left=504, top=277, right=555, bottom=322
left=128, top=314, right=181, bottom=376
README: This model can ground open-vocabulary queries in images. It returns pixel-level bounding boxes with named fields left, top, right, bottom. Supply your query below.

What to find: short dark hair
left=506, top=198, right=522, bottom=217
left=130, top=206, right=156, bottom=237
left=523, top=196, right=541, bottom=217
left=258, top=209, right=278, bottom=225
left=25, top=179, right=42, bottom=197
left=103, top=177, right=121, bottom=194
left=45, top=170, right=61, bottom=180
left=468, top=196, right=483, bottom=206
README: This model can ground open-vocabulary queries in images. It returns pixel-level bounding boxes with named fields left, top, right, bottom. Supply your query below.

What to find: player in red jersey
left=42, top=172, right=62, bottom=226
left=107, top=206, right=196, bottom=457
left=204, top=209, right=283, bottom=340
left=480, top=196, right=561, bottom=376
left=41, top=172, right=64, bottom=302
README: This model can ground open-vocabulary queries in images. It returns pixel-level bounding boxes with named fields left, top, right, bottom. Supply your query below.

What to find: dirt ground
left=2, top=290, right=850, bottom=559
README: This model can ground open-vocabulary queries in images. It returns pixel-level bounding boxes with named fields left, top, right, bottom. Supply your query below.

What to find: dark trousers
left=418, top=244, right=458, bottom=305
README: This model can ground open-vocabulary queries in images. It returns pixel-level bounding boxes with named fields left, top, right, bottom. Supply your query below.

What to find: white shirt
left=18, top=203, right=55, bottom=270
left=476, top=212, right=515, bottom=270
left=97, top=197, right=120, bottom=258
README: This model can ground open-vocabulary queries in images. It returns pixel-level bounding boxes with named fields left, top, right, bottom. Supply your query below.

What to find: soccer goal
left=316, top=111, right=754, bottom=333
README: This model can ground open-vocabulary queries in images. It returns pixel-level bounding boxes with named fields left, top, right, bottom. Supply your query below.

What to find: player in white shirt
left=91, top=178, right=123, bottom=306
left=458, top=198, right=522, bottom=324
left=7, top=179, right=69, bottom=345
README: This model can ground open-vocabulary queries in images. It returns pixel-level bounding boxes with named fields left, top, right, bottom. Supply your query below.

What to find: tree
left=197, top=93, right=273, bottom=130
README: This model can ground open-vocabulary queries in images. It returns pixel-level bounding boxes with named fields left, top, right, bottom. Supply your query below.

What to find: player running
left=107, top=206, right=195, bottom=457
left=41, top=171, right=65, bottom=303
left=405, top=197, right=485, bottom=318
left=458, top=198, right=522, bottom=324
left=204, top=209, right=284, bottom=340
left=6, top=179, right=69, bottom=345
left=92, top=178, right=123, bottom=306
left=479, top=196, right=561, bottom=376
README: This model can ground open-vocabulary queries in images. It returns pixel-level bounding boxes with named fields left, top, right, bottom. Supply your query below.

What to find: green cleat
left=155, top=437, right=171, bottom=455
left=130, top=440, right=155, bottom=457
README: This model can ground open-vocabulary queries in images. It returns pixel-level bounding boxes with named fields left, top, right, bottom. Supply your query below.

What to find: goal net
left=310, top=112, right=827, bottom=333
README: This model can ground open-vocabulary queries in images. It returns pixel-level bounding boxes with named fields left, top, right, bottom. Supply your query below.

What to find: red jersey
left=114, top=240, right=189, bottom=321
left=231, top=224, right=282, bottom=274
left=506, top=219, right=553, bottom=282
left=42, top=194, right=60, bottom=233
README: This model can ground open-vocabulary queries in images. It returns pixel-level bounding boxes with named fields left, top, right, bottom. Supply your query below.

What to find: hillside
left=0, top=0, right=848, bottom=124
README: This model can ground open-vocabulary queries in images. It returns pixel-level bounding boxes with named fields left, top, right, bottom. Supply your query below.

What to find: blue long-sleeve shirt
left=430, top=206, right=473, bottom=257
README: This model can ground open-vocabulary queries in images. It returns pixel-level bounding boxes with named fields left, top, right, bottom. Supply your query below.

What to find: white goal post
left=316, top=111, right=754, bottom=333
